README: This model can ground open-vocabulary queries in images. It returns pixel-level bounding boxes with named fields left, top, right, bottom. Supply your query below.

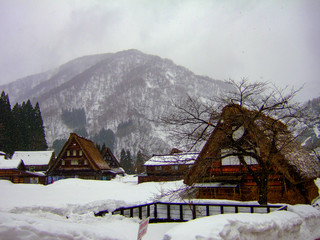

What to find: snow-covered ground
left=0, top=176, right=320, bottom=240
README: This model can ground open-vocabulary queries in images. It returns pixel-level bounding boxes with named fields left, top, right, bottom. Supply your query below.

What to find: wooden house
left=47, top=133, right=114, bottom=183
left=101, top=147, right=125, bottom=176
left=0, top=155, right=46, bottom=184
left=138, top=151, right=198, bottom=183
left=11, top=151, right=55, bottom=172
left=184, top=104, right=320, bottom=205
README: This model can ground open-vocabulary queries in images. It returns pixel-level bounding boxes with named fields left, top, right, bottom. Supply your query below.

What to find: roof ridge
left=70, top=133, right=94, bottom=143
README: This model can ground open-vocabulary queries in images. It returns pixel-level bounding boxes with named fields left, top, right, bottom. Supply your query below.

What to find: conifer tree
left=1, top=93, right=47, bottom=152
left=32, top=102, right=47, bottom=150
left=120, top=149, right=134, bottom=174
left=0, top=91, right=15, bottom=153
left=135, top=150, right=146, bottom=174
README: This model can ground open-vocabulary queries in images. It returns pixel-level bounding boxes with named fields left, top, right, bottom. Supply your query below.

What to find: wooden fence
left=95, top=202, right=287, bottom=223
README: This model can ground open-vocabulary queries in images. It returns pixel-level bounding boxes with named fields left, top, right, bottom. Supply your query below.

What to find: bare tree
left=161, top=78, right=308, bottom=205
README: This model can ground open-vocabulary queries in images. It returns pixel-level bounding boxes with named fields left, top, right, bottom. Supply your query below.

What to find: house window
left=244, top=156, right=258, bottom=165
left=61, top=160, right=65, bottom=166
left=155, top=166, right=162, bottom=170
left=221, top=149, right=259, bottom=166
left=71, top=160, right=78, bottom=165
left=221, top=149, right=240, bottom=166
left=73, top=150, right=77, bottom=156
left=171, top=165, right=179, bottom=171
left=67, top=150, right=70, bottom=156
left=84, top=159, right=88, bottom=165
left=79, top=150, right=82, bottom=156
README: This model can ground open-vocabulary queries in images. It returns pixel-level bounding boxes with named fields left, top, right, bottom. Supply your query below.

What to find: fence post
left=220, top=206, right=224, bottom=214
left=154, top=203, right=158, bottom=220
left=206, top=205, right=210, bottom=216
left=180, top=204, right=183, bottom=221
left=130, top=208, right=133, bottom=218
left=147, top=204, right=150, bottom=217
left=192, top=204, right=196, bottom=219
left=139, top=206, right=142, bottom=219
left=235, top=206, right=238, bottom=213
left=167, top=204, right=171, bottom=220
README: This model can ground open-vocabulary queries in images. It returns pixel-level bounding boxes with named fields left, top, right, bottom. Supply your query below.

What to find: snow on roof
left=11, top=151, right=53, bottom=166
left=193, top=182, right=238, bottom=188
left=144, top=152, right=199, bottom=166
left=0, top=158, right=22, bottom=169
left=0, top=151, right=6, bottom=156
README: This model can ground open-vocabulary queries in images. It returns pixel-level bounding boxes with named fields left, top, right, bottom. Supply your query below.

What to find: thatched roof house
left=184, top=104, right=320, bottom=204
left=101, top=147, right=125, bottom=176
left=47, top=133, right=114, bottom=183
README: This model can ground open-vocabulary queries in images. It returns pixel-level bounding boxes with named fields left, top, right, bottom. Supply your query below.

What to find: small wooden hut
left=11, top=151, right=55, bottom=172
left=0, top=155, right=46, bottom=184
left=138, top=151, right=198, bottom=183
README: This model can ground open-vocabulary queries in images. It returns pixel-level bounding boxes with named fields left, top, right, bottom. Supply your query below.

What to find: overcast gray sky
left=0, top=0, right=319, bottom=101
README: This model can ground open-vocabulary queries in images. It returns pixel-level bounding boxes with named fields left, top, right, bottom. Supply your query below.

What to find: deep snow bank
left=163, top=205, right=320, bottom=240
left=0, top=177, right=319, bottom=240
left=0, top=177, right=184, bottom=214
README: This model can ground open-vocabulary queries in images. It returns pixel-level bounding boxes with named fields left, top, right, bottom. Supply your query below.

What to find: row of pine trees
left=0, top=91, right=47, bottom=154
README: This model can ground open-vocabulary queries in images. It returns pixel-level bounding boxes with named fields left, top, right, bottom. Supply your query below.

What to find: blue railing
left=95, top=202, right=287, bottom=223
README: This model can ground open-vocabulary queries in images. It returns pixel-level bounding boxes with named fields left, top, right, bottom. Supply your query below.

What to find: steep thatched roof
left=184, top=104, right=320, bottom=185
left=48, top=133, right=110, bottom=172
left=101, top=147, right=121, bottom=168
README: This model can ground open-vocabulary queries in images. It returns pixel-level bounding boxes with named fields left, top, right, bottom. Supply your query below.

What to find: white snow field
left=0, top=176, right=320, bottom=240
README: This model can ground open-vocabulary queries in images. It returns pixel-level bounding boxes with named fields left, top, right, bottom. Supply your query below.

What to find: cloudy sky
left=0, top=0, right=319, bottom=101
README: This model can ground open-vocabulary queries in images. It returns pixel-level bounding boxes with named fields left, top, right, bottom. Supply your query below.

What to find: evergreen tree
left=1, top=93, right=47, bottom=152
left=0, top=91, right=15, bottom=153
left=30, top=102, right=47, bottom=150
left=135, top=150, right=146, bottom=174
left=120, top=148, right=134, bottom=174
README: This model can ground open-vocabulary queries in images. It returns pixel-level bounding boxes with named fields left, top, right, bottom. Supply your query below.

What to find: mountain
left=297, top=97, right=320, bottom=154
left=0, top=49, right=231, bottom=157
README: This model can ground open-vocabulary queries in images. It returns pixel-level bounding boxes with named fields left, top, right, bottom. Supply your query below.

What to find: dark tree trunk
left=258, top=175, right=269, bottom=205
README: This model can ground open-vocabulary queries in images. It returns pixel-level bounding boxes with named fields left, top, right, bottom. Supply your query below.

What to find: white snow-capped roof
left=144, top=152, right=199, bottom=166
left=11, top=151, right=54, bottom=166
left=0, top=158, right=23, bottom=169
left=0, top=151, right=6, bottom=156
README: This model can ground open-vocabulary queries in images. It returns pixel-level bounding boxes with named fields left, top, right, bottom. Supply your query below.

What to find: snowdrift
left=0, top=177, right=319, bottom=240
